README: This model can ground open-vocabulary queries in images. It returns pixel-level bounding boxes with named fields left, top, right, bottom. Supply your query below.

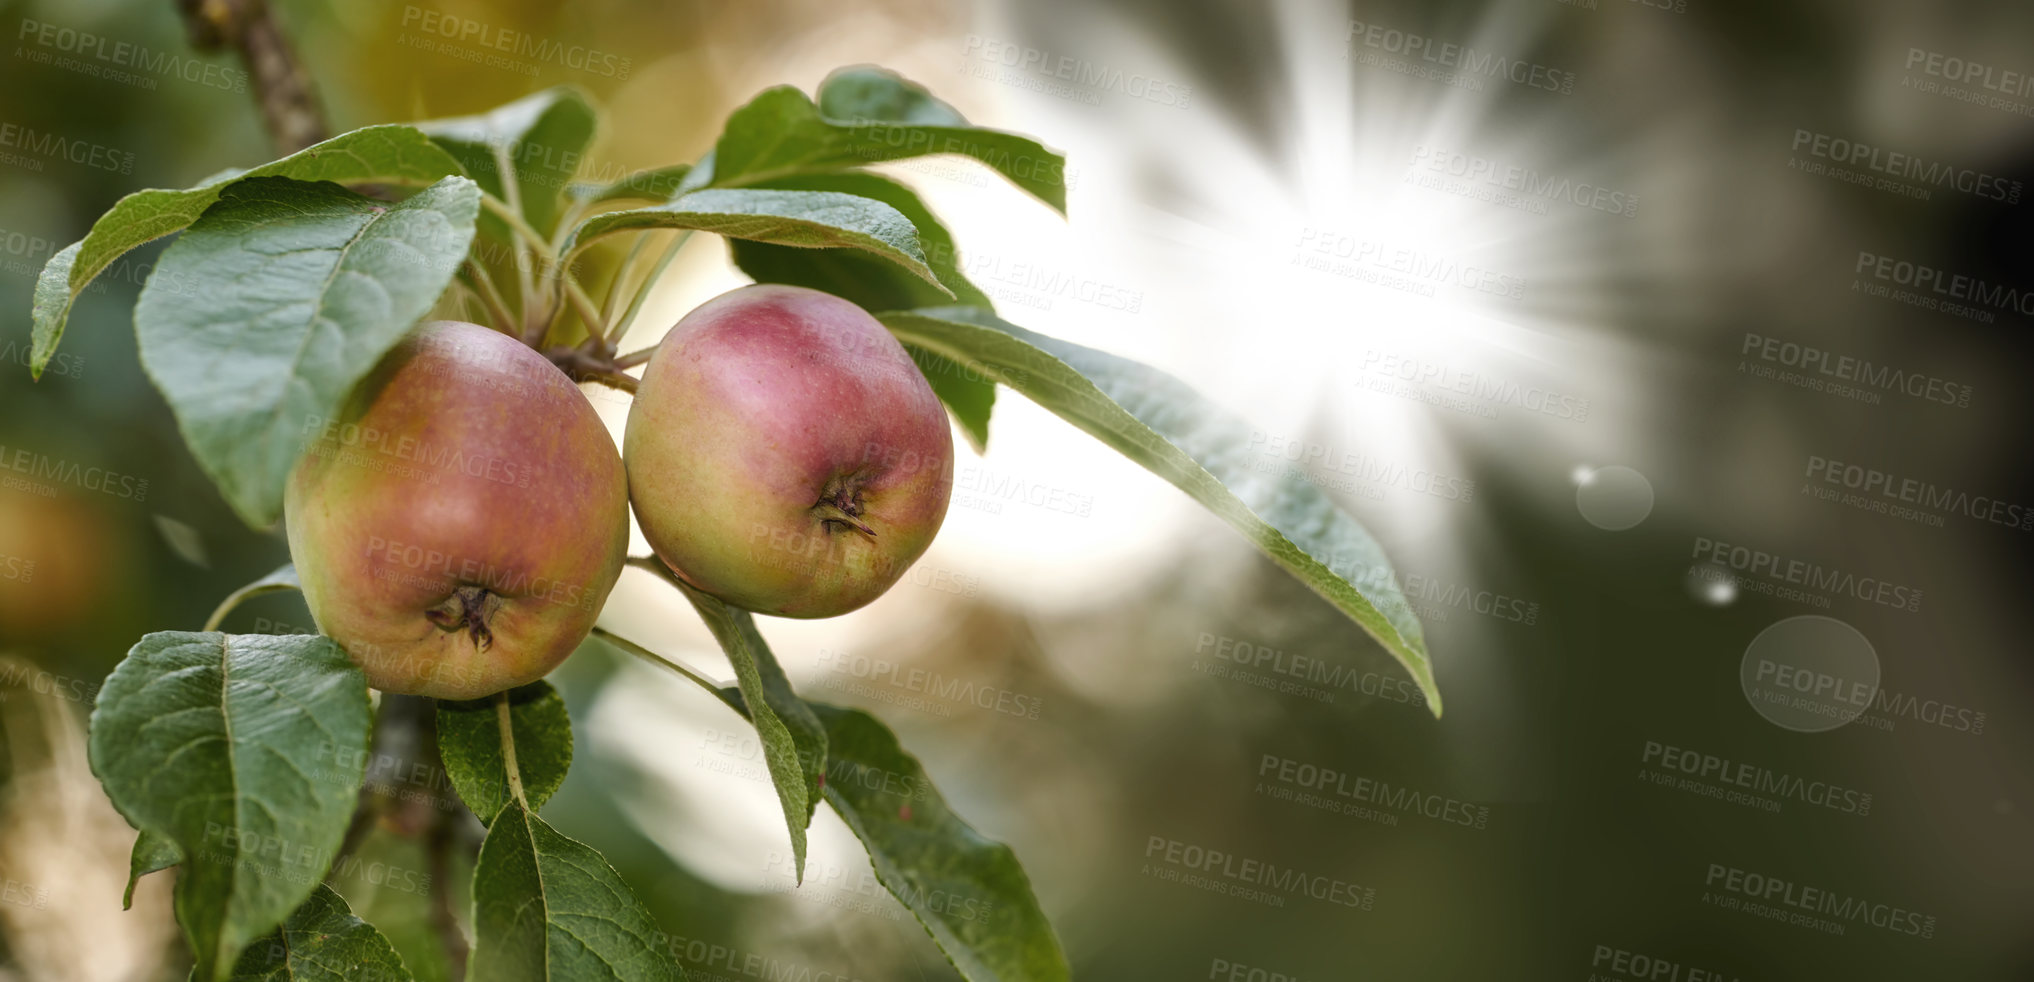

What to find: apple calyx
left=813, top=476, right=878, bottom=538
left=425, top=585, right=502, bottom=651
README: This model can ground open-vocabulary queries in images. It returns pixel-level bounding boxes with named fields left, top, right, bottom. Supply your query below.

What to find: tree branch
left=425, top=811, right=469, bottom=980
left=175, top=0, right=328, bottom=153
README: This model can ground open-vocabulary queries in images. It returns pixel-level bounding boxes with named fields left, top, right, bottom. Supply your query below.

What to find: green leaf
left=467, top=802, right=683, bottom=981
left=415, top=87, right=598, bottom=238
left=908, top=345, right=995, bottom=454
left=28, top=241, right=81, bottom=380
left=204, top=564, right=302, bottom=633
left=593, top=624, right=1065, bottom=982
left=126, top=830, right=183, bottom=911
left=436, top=682, right=573, bottom=825
left=87, top=632, right=373, bottom=982
left=698, top=67, right=1067, bottom=214
left=562, top=188, right=949, bottom=296
left=223, top=884, right=413, bottom=982
left=817, top=65, right=976, bottom=124
left=135, top=175, right=481, bottom=528
left=878, top=308, right=1442, bottom=715
left=726, top=172, right=990, bottom=310
left=722, top=172, right=995, bottom=449
left=680, top=585, right=826, bottom=883
left=568, top=164, right=692, bottom=205
left=27, top=124, right=464, bottom=378
left=814, top=703, right=1069, bottom=982
left=593, top=622, right=1065, bottom=982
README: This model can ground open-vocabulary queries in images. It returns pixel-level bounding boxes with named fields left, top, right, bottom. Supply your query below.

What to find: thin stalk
left=599, top=231, right=655, bottom=347
left=448, top=281, right=483, bottom=326
left=591, top=626, right=727, bottom=697
left=612, top=347, right=657, bottom=370
left=460, top=261, right=517, bottom=336
left=489, top=143, right=538, bottom=321
left=612, top=230, right=691, bottom=350
left=494, top=691, right=527, bottom=806
left=559, top=278, right=610, bottom=348
left=480, top=194, right=560, bottom=266
left=553, top=193, right=595, bottom=255
left=475, top=195, right=603, bottom=348
left=202, top=578, right=300, bottom=633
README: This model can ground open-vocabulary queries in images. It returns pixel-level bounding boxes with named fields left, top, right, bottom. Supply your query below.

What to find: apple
left=284, top=320, right=628, bottom=699
left=625, top=285, right=953, bottom=617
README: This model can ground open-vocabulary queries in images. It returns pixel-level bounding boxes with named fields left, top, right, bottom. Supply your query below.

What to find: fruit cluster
left=287, top=284, right=954, bottom=698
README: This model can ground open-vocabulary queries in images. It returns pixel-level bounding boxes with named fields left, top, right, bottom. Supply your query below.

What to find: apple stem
left=822, top=514, right=878, bottom=537
left=809, top=478, right=879, bottom=539
left=812, top=493, right=878, bottom=539
left=425, top=586, right=497, bottom=651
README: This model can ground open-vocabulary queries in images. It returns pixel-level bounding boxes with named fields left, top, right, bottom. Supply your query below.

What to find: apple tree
left=27, top=67, right=1440, bottom=981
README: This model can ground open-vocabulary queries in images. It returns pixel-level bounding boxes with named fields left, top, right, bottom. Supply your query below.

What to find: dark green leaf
left=135, top=175, right=481, bottom=528
left=815, top=703, right=1069, bottom=982
left=679, top=585, right=826, bottom=883
left=88, top=632, right=373, bottom=982
left=878, top=308, right=1442, bottom=715
left=126, top=830, right=183, bottom=911
left=28, top=125, right=464, bottom=378
left=436, top=682, right=573, bottom=825
left=415, top=87, right=598, bottom=237
left=468, top=802, right=683, bottom=981
left=699, top=67, right=1066, bottom=214
left=223, top=884, right=413, bottom=982
left=568, top=164, right=692, bottom=204
left=562, top=188, right=948, bottom=296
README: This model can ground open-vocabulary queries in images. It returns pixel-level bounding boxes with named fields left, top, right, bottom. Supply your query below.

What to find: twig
left=332, top=788, right=382, bottom=871
left=544, top=346, right=638, bottom=394
left=331, top=695, right=434, bottom=875
left=175, top=0, right=327, bottom=152
left=425, top=811, right=469, bottom=979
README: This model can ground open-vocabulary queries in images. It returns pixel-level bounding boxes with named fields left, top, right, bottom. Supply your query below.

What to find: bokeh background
left=4, top=0, right=2033, bottom=978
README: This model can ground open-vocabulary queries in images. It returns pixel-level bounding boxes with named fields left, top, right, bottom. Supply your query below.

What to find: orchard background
left=5, top=0, right=2034, bottom=980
